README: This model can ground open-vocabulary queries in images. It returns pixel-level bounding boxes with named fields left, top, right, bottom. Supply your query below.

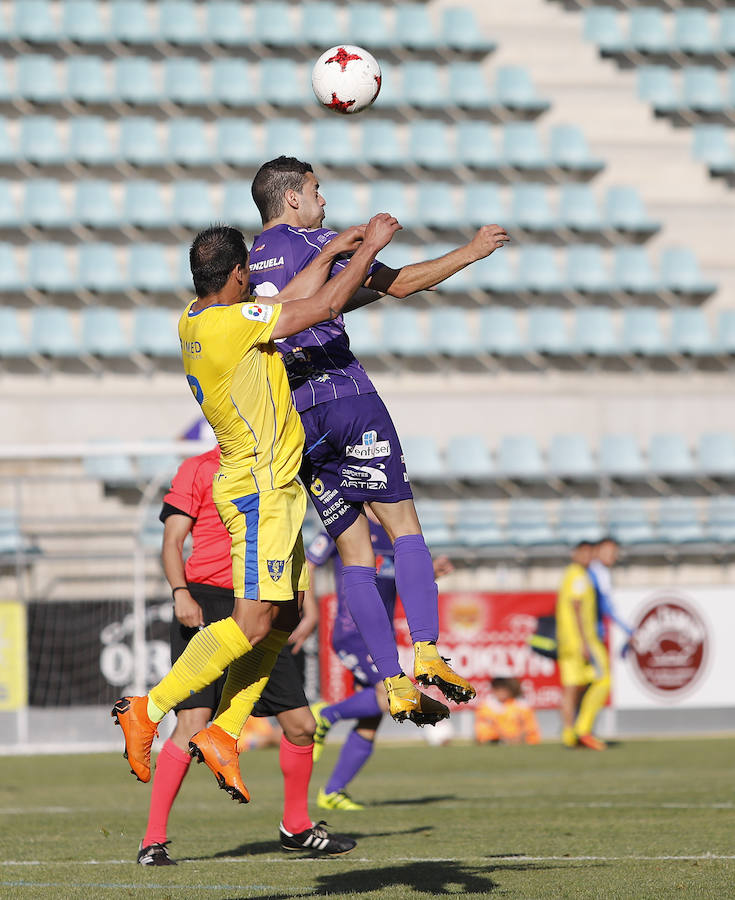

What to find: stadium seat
left=160, top=0, right=201, bottom=45
left=429, top=309, right=480, bottom=357
left=402, top=61, right=445, bottom=110
left=70, top=116, right=114, bottom=166
left=253, top=2, right=298, bottom=47
left=395, top=3, right=439, bottom=51
left=497, top=435, right=544, bottom=479
left=648, top=433, right=695, bottom=476
left=674, top=9, right=718, bottom=56
left=718, top=309, right=735, bottom=354
left=0, top=244, right=24, bottom=293
left=446, top=436, right=494, bottom=481
left=78, top=243, right=126, bottom=293
left=572, top=307, right=621, bottom=356
left=372, top=62, right=399, bottom=110
left=566, top=245, right=613, bottom=294
left=692, top=125, right=735, bottom=174
left=120, top=117, right=165, bottom=167
left=380, top=307, right=426, bottom=356
left=174, top=244, right=194, bottom=293
left=301, top=2, right=345, bottom=47
left=81, top=306, right=130, bottom=356
left=519, top=247, right=565, bottom=294
left=217, top=119, right=263, bottom=167
left=368, top=181, right=414, bottom=228
left=698, top=432, right=735, bottom=476
left=75, top=180, right=119, bottom=229
left=606, top=498, right=656, bottom=545
left=599, top=433, right=645, bottom=477
left=722, top=9, right=735, bottom=55
left=661, top=247, right=716, bottom=296
left=417, top=183, right=462, bottom=230
left=549, top=125, right=604, bottom=173
left=682, top=67, right=725, bottom=114
left=260, top=59, right=310, bottom=107
left=21, top=116, right=65, bottom=166
left=637, top=66, right=679, bottom=114
left=14, top=0, right=59, bottom=43
left=164, top=58, right=209, bottom=107
left=313, top=119, right=354, bottom=167
left=123, top=181, right=168, bottom=229
left=413, top=499, right=453, bottom=548
left=110, top=0, right=152, bottom=45
left=657, top=497, right=706, bottom=544
left=374, top=242, right=414, bottom=272
left=68, top=56, right=113, bottom=105
left=559, top=184, right=604, bottom=233
left=322, top=181, right=363, bottom=230
left=30, top=308, right=79, bottom=357
left=583, top=7, right=628, bottom=55
left=24, top=178, right=68, bottom=228
left=604, top=186, right=659, bottom=235
left=221, top=181, right=262, bottom=231
left=211, top=59, right=252, bottom=108
left=456, top=121, right=500, bottom=169
left=0, top=119, right=14, bottom=165
left=128, top=245, right=172, bottom=293
left=613, top=247, right=662, bottom=294
left=512, top=184, right=556, bottom=232
left=705, top=496, right=735, bottom=541
left=410, top=121, right=453, bottom=170
left=168, top=119, right=213, bottom=168
left=401, top=435, right=444, bottom=480
left=83, top=442, right=137, bottom=486
left=0, top=308, right=28, bottom=358
left=428, top=242, right=474, bottom=293
left=172, top=182, right=215, bottom=230
left=343, top=309, right=381, bottom=358
left=548, top=433, right=596, bottom=477
left=502, top=123, right=548, bottom=170
left=265, top=118, right=307, bottom=162
left=62, top=0, right=110, bottom=44
left=0, top=180, right=20, bottom=229
left=363, top=120, right=405, bottom=168
left=137, top=449, right=184, bottom=483
left=527, top=307, right=570, bottom=354
left=206, top=1, right=248, bottom=46
left=28, top=243, right=75, bottom=293
left=346, top=3, right=392, bottom=50
left=557, top=499, right=603, bottom=545
left=17, top=54, right=64, bottom=104
left=448, top=62, right=491, bottom=111
left=669, top=308, right=715, bottom=356
left=133, top=307, right=180, bottom=355
left=442, top=7, right=495, bottom=54
left=621, top=308, right=667, bottom=356
left=495, top=66, right=549, bottom=113
left=115, top=58, right=160, bottom=106
left=454, top=501, right=504, bottom=548
left=474, top=253, right=520, bottom=293
left=463, top=183, right=508, bottom=229
left=506, top=499, right=556, bottom=545
left=629, top=8, right=672, bottom=55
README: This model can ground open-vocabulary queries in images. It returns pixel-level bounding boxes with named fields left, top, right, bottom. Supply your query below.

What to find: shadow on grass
left=372, top=793, right=457, bottom=808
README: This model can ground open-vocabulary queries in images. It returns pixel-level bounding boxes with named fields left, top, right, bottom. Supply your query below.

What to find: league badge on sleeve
left=242, top=303, right=274, bottom=323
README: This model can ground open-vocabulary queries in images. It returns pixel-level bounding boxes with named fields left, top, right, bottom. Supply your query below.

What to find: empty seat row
left=0, top=115, right=604, bottom=175
left=348, top=305, right=733, bottom=360
left=2, top=1, right=494, bottom=54
left=691, top=124, right=735, bottom=175
left=3, top=56, right=542, bottom=115
left=400, top=431, right=735, bottom=483
left=638, top=65, right=735, bottom=116
left=584, top=7, right=735, bottom=58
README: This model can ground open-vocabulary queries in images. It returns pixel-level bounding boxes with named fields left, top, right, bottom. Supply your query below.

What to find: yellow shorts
left=559, top=641, right=609, bottom=687
left=213, top=479, right=309, bottom=602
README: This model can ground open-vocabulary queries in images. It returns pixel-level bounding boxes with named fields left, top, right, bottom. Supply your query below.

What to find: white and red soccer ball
left=312, top=45, right=382, bottom=115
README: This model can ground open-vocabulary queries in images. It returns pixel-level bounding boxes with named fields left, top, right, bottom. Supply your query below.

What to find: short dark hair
left=595, top=535, right=618, bottom=547
left=491, top=677, right=522, bottom=699
left=251, top=156, right=314, bottom=223
left=574, top=540, right=594, bottom=550
left=189, top=224, right=248, bottom=298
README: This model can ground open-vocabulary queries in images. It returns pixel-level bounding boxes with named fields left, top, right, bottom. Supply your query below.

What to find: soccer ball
left=312, top=45, right=382, bottom=115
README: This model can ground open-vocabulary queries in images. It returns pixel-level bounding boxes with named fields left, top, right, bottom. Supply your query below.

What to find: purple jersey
left=306, top=520, right=396, bottom=646
left=248, top=224, right=383, bottom=413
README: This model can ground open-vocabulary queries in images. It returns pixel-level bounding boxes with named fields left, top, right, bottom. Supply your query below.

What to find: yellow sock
left=213, top=629, right=289, bottom=739
left=149, top=617, right=252, bottom=716
left=561, top=726, right=577, bottom=747
left=575, top=674, right=611, bottom=736
left=147, top=697, right=166, bottom=724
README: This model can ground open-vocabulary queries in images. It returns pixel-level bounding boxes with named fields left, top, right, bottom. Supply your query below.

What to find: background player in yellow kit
left=555, top=542, right=611, bottom=751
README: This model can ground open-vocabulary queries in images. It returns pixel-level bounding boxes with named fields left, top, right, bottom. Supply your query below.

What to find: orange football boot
left=111, top=696, right=158, bottom=783
left=578, top=733, right=606, bottom=751
left=189, top=724, right=251, bottom=803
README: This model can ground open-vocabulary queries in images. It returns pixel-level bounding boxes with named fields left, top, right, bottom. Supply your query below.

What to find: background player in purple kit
left=249, top=155, right=509, bottom=729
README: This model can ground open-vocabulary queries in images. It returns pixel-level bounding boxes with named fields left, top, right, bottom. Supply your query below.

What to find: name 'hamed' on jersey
left=248, top=224, right=385, bottom=413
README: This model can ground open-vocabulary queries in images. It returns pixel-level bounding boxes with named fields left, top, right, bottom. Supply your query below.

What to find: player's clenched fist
left=468, top=224, right=511, bottom=260
left=364, top=212, right=402, bottom=251
left=328, top=224, right=367, bottom=256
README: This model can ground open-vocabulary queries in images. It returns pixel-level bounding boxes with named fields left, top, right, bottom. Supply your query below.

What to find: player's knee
left=280, top=707, right=316, bottom=744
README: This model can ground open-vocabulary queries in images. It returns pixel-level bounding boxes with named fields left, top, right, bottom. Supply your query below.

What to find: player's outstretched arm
left=364, top=224, right=510, bottom=299
left=274, top=225, right=367, bottom=302
left=272, top=213, right=401, bottom=339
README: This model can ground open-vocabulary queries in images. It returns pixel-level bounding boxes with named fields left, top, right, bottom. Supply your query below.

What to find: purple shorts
left=333, top=633, right=382, bottom=688
left=299, top=393, right=413, bottom=539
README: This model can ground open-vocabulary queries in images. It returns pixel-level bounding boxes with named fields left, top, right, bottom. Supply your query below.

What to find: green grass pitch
left=1, top=736, right=733, bottom=899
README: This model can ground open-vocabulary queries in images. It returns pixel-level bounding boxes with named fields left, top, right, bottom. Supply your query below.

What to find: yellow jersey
left=555, top=562, right=596, bottom=656
left=179, top=298, right=305, bottom=496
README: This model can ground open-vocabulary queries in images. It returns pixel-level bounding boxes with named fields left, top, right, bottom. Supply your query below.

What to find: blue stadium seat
left=722, top=10, right=735, bottom=55
left=572, top=307, right=621, bottom=355
left=566, top=245, right=613, bottom=294
left=442, top=7, right=495, bottom=54
left=559, top=184, right=604, bottom=232
left=14, top=0, right=59, bottom=43
left=456, top=121, right=500, bottom=169
left=368, top=181, right=415, bottom=228
left=62, top=0, right=110, bottom=44
left=206, top=1, right=248, bottom=46
left=463, top=182, right=508, bottom=229
left=120, top=117, right=165, bottom=167
left=497, top=435, right=544, bottom=478
left=557, top=499, right=603, bottom=545
left=549, top=124, right=604, bottom=173
left=313, top=118, right=354, bottom=167
left=133, top=308, right=180, bottom=356
left=519, top=246, right=564, bottom=294
left=24, top=178, right=68, bottom=227
left=669, top=308, right=714, bottom=356
left=0, top=60, right=10, bottom=103
left=217, top=119, right=263, bottom=167
left=692, top=125, right=735, bottom=174
left=674, top=9, right=718, bottom=56
left=372, top=62, right=399, bottom=110
left=416, top=183, right=462, bottom=230
left=0, top=119, right=16, bottom=165
left=380, top=308, right=426, bottom=356
left=446, top=436, right=494, bottom=481
left=648, top=433, right=695, bottom=476
left=428, top=243, right=474, bottom=293
left=395, top=3, right=439, bottom=51
left=322, top=181, right=363, bottom=230
left=254, top=2, right=298, bottom=47
left=410, top=121, right=453, bottom=170
left=657, top=497, right=706, bottom=543
left=402, top=61, right=445, bottom=109
left=506, top=499, right=556, bottom=545
left=374, top=243, right=414, bottom=272
left=0, top=244, right=24, bottom=292
left=78, top=243, right=126, bottom=293
left=413, top=500, right=453, bottom=548
left=0, top=308, right=28, bottom=358
left=429, top=309, right=480, bottom=357
left=28, top=243, right=75, bottom=293
left=164, top=58, right=209, bottom=107
left=512, top=184, right=555, bottom=232
left=548, top=433, right=595, bottom=478
left=21, top=116, right=65, bottom=165
left=502, top=123, right=548, bottom=170
left=17, top=54, right=64, bottom=103
left=363, top=120, right=405, bottom=167
left=115, top=58, right=160, bottom=106
left=137, top=449, right=184, bottom=482
left=474, top=252, right=520, bottom=293
left=343, top=309, right=381, bottom=358
left=495, top=66, right=550, bottom=113
left=81, top=306, right=130, bottom=356
left=221, top=181, right=261, bottom=231
left=527, top=307, right=570, bottom=353
left=583, top=7, right=628, bottom=54
left=718, top=310, right=735, bottom=354
left=172, top=182, right=215, bottom=229
left=70, top=117, right=114, bottom=166
left=621, top=308, right=667, bottom=355
left=599, top=433, right=645, bottom=477
left=75, top=181, right=118, bottom=229
left=728, top=69, right=735, bottom=111
left=455, top=501, right=504, bottom=548
left=629, top=8, right=672, bottom=55
left=706, top=496, right=735, bottom=542
left=212, top=59, right=252, bottom=108
left=68, top=56, right=113, bottom=105
left=174, top=244, right=193, bottom=293
left=128, top=245, right=172, bottom=293
left=260, top=59, right=310, bottom=107
left=614, top=247, right=661, bottom=294
left=661, top=247, right=716, bottom=296
left=637, top=66, right=679, bottom=114
left=401, top=435, right=444, bottom=480
left=346, top=3, right=392, bottom=50
left=301, top=2, right=345, bottom=47
left=607, top=498, right=655, bottom=545
left=30, top=308, right=78, bottom=357
left=160, top=0, right=201, bottom=45
left=83, top=443, right=137, bottom=486
left=0, top=180, right=20, bottom=228
left=264, top=118, right=307, bottom=162
left=168, top=119, right=212, bottom=167
left=123, top=181, right=168, bottom=229
left=448, top=62, right=490, bottom=111
left=698, top=432, right=735, bottom=476
left=110, top=0, right=152, bottom=44
left=682, top=67, right=725, bottom=114
left=604, top=186, right=659, bottom=234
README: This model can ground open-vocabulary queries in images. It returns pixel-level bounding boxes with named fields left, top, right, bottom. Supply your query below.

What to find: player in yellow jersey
left=555, top=542, right=611, bottom=751
left=113, top=213, right=402, bottom=802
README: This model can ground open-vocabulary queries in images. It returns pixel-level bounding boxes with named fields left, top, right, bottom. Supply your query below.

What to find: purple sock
left=342, top=566, right=402, bottom=680
left=393, top=534, right=439, bottom=643
left=323, top=688, right=382, bottom=725
left=325, top=730, right=374, bottom=795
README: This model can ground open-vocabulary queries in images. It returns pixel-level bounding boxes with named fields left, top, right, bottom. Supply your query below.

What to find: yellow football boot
left=384, top=673, right=449, bottom=726
left=413, top=641, right=476, bottom=704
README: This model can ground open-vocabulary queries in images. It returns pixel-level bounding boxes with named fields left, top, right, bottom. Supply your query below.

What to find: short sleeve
left=306, top=531, right=336, bottom=566
left=163, top=456, right=205, bottom=518
left=234, top=300, right=282, bottom=347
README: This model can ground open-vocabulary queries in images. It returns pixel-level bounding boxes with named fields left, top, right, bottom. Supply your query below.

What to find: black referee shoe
left=279, top=820, right=356, bottom=856
left=137, top=840, right=176, bottom=866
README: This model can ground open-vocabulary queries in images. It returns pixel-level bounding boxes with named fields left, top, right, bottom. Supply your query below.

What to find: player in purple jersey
left=304, top=514, right=454, bottom=811
left=249, top=156, right=510, bottom=729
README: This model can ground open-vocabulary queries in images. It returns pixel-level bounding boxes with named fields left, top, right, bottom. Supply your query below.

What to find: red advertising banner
left=319, top=590, right=562, bottom=710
